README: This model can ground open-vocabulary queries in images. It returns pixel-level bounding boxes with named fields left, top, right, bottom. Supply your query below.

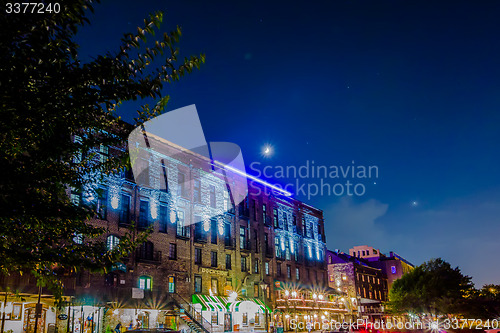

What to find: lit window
left=106, top=235, right=119, bottom=250
left=265, top=262, right=270, bottom=275
left=168, top=276, right=175, bottom=293
left=391, top=266, right=397, bottom=274
left=138, top=276, right=152, bottom=290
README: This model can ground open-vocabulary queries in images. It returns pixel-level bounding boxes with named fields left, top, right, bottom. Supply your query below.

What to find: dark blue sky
left=77, top=0, right=500, bottom=286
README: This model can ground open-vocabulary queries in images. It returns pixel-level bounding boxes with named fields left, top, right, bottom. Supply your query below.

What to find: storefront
left=0, top=299, right=58, bottom=333
left=192, top=295, right=271, bottom=332
left=103, top=308, right=178, bottom=331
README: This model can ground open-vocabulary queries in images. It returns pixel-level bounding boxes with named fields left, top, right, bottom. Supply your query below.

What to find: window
left=176, top=210, right=190, bottom=238
left=287, top=265, right=291, bottom=279
left=169, top=243, right=177, bottom=260
left=224, top=223, right=232, bottom=247
left=211, top=251, right=218, bottom=267
left=195, top=248, right=202, bottom=265
left=106, top=235, right=119, bottom=251
left=305, top=219, right=311, bottom=238
left=194, top=215, right=204, bottom=242
left=239, top=226, right=246, bottom=250
left=226, top=254, right=232, bottom=270
left=168, top=276, right=175, bottom=293
left=391, top=266, right=397, bottom=274
left=138, top=241, right=154, bottom=260
left=296, top=267, right=300, bottom=280
left=194, top=275, right=202, bottom=293
left=275, top=237, right=280, bottom=258
left=159, top=203, right=169, bottom=233
left=211, top=311, right=218, bottom=325
left=301, top=217, right=306, bottom=236
left=254, top=283, right=259, bottom=297
left=265, top=262, right=270, bottom=275
left=283, top=212, right=288, bottom=230
left=194, top=179, right=201, bottom=203
left=262, top=203, right=267, bottom=224
left=276, top=263, right=281, bottom=277
left=138, top=200, right=149, bottom=228
left=211, top=218, right=217, bottom=244
left=242, top=313, right=248, bottom=325
left=177, top=172, right=186, bottom=197
left=139, top=276, right=152, bottom=290
left=224, top=188, right=232, bottom=212
left=119, top=194, right=131, bottom=224
left=273, top=208, right=278, bottom=228
left=211, top=278, right=218, bottom=295
left=97, top=188, right=107, bottom=219
left=105, top=272, right=119, bottom=287
left=254, top=259, right=259, bottom=273
left=209, top=185, right=216, bottom=208
left=241, top=256, right=247, bottom=272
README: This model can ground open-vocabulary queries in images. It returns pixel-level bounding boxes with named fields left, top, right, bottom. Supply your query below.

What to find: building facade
left=1, top=131, right=340, bottom=333
left=326, top=251, right=388, bottom=321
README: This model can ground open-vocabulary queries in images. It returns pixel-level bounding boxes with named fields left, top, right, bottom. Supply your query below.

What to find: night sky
left=76, top=0, right=500, bottom=287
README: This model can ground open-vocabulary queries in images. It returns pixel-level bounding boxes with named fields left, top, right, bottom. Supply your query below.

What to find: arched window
left=138, top=276, right=152, bottom=290
left=106, top=235, right=120, bottom=251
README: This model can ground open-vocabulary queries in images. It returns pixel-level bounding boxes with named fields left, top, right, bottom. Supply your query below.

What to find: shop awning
left=192, top=295, right=271, bottom=313
left=252, top=298, right=272, bottom=313
left=192, top=295, right=226, bottom=311
left=227, top=298, right=271, bottom=313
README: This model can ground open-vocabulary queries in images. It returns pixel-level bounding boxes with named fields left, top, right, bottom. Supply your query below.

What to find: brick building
left=0, top=125, right=341, bottom=333
left=326, top=250, right=388, bottom=321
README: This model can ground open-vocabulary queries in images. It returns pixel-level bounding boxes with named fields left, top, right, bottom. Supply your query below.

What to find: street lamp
left=260, top=282, right=269, bottom=333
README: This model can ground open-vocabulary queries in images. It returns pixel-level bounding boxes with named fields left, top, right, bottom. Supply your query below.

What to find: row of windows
left=357, top=273, right=382, bottom=285
left=138, top=275, right=175, bottom=293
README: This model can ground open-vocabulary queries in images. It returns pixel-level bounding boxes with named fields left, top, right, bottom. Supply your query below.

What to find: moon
left=262, top=144, right=273, bottom=157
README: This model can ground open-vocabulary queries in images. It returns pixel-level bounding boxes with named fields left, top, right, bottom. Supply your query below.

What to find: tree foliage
left=467, top=284, right=500, bottom=319
left=0, top=0, right=203, bottom=302
left=386, top=258, right=474, bottom=316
